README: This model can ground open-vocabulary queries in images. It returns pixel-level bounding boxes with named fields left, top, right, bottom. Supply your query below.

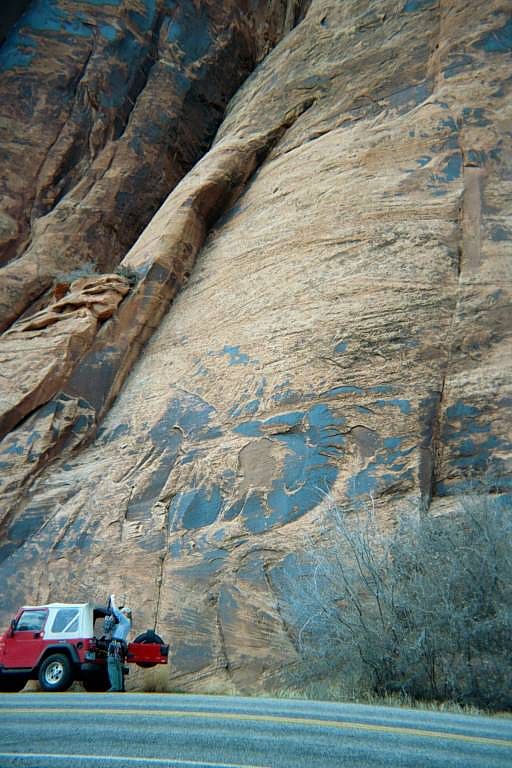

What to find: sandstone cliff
left=0, top=0, right=510, bottom=692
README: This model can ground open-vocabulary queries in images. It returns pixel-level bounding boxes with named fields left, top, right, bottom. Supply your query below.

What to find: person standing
left=106, top=593, right=132, bottom=692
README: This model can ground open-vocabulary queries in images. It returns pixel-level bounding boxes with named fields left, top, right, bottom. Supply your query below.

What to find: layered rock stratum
left=0, top=0, right=511, bottom=691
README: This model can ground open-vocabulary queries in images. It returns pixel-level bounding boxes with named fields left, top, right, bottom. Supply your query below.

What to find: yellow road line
left=2, top=707, right=511, bottom=749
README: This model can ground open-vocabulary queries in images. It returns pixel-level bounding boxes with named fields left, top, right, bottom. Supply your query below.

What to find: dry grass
left=191, top=679, right=242, bottom=697
left=270, top=680, right=510, bottom=717
left=140, top=674, right=510, bottom=718
left=139, top=665, right=173, bottom=693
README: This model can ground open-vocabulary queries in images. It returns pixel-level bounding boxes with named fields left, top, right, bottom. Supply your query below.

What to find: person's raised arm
left=110, top=593, right=123, bottom=621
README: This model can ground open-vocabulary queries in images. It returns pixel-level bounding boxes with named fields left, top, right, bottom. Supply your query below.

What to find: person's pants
left=107, top=641, right=125, bottom=691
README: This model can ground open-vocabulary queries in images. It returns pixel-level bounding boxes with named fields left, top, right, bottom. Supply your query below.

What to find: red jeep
left=0, top=602, right=168, bottom=692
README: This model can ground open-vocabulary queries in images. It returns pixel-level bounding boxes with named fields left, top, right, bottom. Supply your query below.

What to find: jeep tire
left=133, top=631, right=163, bottom=644
left=38, top=653, right=73, bottom=692
left=133, top=630, right=164, bottom=668
left=82, top=671, right=110, bottom=692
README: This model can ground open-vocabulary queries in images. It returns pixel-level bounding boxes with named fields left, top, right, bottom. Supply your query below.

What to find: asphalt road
left=0, top=692, right=511, bottom=768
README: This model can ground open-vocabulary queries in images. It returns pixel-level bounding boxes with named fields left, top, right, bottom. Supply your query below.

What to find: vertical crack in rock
left=432, top=145, right=483, bottom=499
left=426, top=0, right=443, bottom=91
left=215, top=606, right=233, bottom=682
left=413, top=1, right=457, bottom=509
left=152, top=498, right=171, bottom=633
left=153, top=549, right=167, bottom=634
left=460, top=161, right=483, bottom=275
left=262, top=560, right=298, bottom=654
left=153, top=481, right=185, bottom=633
left=110, top=11, right=165, bottom=145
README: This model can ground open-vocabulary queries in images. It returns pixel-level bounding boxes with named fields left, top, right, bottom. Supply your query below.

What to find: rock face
left=0, top=274, right=129, bottom=440
left=0, top=0, right=308, bottom=328
left=0, top=0, right=511, bottom=692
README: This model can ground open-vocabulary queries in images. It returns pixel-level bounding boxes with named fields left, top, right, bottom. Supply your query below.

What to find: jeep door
left=3, top=609, right=48, bottom=669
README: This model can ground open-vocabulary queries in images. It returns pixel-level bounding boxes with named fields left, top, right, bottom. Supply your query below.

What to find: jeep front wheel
left=38, top=654, right=73, bottom=692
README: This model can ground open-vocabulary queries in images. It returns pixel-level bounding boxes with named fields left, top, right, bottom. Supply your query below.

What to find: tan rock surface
left=0, top=0, right=511, bottom=692
left=0, top=274, right=129, bottom=439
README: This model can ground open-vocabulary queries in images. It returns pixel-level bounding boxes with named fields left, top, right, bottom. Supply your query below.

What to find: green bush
left=115, top=264, right=138, bottom=287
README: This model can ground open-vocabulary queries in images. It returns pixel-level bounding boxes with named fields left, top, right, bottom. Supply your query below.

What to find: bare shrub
left=141, top=664, right=173, bottom=693
left=281, top=493, right=512, bottom=710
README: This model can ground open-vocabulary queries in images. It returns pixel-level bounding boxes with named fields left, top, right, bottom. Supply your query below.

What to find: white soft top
left=21, top=603, right=94, bottom=611
left=21, top=602, right=91, bottom=610
left=18, top=603, right=106, bottom=639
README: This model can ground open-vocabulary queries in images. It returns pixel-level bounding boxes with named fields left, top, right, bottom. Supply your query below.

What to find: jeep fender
left=37, top=643, right=80, bottom=669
